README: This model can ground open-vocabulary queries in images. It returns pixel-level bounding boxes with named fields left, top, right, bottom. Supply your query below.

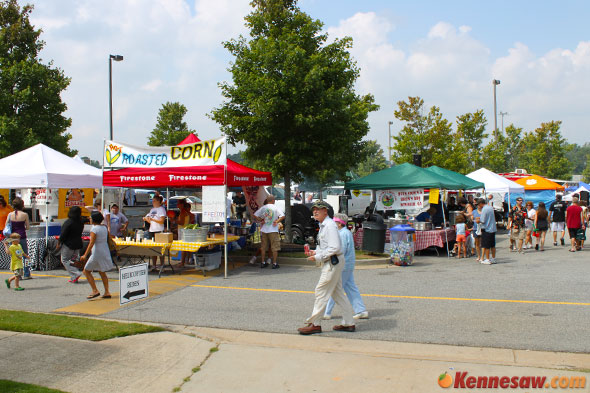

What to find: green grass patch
left=209, top=347, right=219, bottom=353
left=0, top=310, right=164, bottom=341
left=0, top=380, right=66, bottom=393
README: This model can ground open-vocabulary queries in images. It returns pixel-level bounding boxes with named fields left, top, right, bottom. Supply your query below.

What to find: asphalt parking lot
left=3, top=231, right=589, bottom=353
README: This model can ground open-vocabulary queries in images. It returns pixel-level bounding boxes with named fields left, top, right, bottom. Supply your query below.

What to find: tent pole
left=443, top=191, right=449, bottom=258
left=166, top=188, right=169, bottom=231
left=100, top=138, right=106, bottom=214
left=223, top=137, right=228, bottom=279
left=45, top=187, right=49, bottom=247
left=224, top=184, right=228, bottom=279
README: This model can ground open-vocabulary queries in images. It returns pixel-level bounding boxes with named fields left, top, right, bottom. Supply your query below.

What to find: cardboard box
left=155, top=232, right=174, bottom=243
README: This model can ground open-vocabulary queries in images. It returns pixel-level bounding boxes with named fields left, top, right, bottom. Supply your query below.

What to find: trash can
left=389, top=224, right=415, bottom=266
left=362, top=214, right=387, bottom=253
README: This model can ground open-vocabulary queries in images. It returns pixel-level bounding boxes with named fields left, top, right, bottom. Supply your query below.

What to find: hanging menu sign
left=376, top=189, right=424, bottom=210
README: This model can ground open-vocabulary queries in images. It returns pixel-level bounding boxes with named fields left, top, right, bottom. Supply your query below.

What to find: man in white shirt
left=298, top=201, right=355, bottom=335
left=253, top=195, right=284, bottom=269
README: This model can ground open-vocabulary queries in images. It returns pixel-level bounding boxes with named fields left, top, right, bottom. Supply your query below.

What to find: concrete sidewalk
left=2, top=325, right=590, bottom=393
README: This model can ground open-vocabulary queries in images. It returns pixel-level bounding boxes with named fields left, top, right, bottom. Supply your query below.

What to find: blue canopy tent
left=565, top=181, right=590, bottom=192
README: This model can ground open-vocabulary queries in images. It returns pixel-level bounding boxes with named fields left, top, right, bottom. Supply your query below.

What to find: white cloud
left=24, top=3, right=590, bottom=164
left=325, top=12, right=590, bottom=155
left=141, top=79, right=163, bottom=92
left=29, top=0, right=251, bottom=158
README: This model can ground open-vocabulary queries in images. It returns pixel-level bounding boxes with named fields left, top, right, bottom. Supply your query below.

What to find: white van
left=325, top=187, right=372, bottom=216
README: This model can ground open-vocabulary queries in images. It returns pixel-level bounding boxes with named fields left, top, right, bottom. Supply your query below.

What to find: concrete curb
left=179, top=326, right=590, bottom=371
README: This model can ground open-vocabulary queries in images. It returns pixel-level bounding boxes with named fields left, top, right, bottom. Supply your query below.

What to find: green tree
left=353, top=140, right=387, bottom=178
left=566, top=143, right=590, bottom=174
left=0, top=0, right=73, bottom=158
left=210, top=0, right=378, bottom=240
left=481, top=124, right=524, bottom=173
left=519, top=121, right=572, bottom=179
left=582, top=154, right=590, bottom=183
left=392, top=97, right=467, bottom=172
left=147, top=102, right=194, bottom=146
left=227, top=151, right=245, bottom=164
left=455, top=110, right=487, bottom=170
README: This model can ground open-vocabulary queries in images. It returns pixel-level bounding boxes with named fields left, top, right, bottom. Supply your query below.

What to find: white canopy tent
left=0, top=144, right=102, bottom=188
left=563, top=185, right=590, bottom=202
left=0, top=144, right=102, bottom=240
left=467, top=168, right=525, bottom=194
left=467, top=168, right=525, bottom=209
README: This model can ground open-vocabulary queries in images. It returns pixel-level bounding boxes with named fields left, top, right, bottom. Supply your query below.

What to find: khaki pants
left=306, top=257, right=354, bottom=326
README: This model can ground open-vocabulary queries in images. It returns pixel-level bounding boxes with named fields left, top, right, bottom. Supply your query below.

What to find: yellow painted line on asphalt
left=53, top=264, right=246, bottom=315
left=189, top=284, right=590, bottom=307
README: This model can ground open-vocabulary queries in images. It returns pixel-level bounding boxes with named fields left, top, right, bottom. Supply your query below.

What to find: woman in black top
left=58, top=206, right=84, bottom=283
left=534, top=202, right=550, bottom=252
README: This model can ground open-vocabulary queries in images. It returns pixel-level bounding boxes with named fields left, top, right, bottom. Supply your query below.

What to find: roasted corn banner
left=104, top=137, right=226, bottom=169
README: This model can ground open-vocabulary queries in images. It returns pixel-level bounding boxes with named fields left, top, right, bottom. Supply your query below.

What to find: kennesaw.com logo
left=438, top=371, right=586, bottom=389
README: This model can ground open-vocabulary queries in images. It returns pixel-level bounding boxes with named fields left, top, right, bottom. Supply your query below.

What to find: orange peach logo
left=439, top=372, right=453, bottom=388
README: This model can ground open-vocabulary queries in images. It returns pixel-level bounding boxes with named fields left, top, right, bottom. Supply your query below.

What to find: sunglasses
left=516, top=199, right=523, bottom=202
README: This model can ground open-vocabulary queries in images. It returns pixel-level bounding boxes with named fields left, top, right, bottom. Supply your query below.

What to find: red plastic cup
left=304, top=244, right=310, bottom=255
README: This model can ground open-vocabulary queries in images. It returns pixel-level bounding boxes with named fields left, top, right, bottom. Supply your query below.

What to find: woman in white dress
left=80, top=212, right=114, bottom=299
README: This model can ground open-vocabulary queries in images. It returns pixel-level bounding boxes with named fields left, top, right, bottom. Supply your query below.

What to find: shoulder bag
left=2, top=212, right=12, bottom=237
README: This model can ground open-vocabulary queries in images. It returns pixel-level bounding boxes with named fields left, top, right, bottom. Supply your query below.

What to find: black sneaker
left=535, top=244, right=539, bottom=251
left=554, top=242, right=557, bottom=246
left=272, top=263, right=280, bottom=269
left=561, top=238, right=565, bottom=246
left=261, top=262, right=269, bottom=268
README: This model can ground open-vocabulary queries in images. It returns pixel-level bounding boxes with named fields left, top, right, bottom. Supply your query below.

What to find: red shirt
left=566, top=204, right=583, bottom=229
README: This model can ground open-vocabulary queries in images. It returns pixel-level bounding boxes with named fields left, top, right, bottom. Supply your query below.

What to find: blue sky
left=302, top=0, right=589, bottom=58
left=27, top=0, right=590, bottom=167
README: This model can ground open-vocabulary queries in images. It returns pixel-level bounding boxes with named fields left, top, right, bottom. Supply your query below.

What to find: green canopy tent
left=345, top=163, right=479, bottom=258
left=424, top=166, right=484, bottom=190
left=345, top=163, right=460, bottom=190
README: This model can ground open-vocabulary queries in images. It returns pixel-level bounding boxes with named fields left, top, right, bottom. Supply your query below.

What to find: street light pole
left=109, top=54, right=124, bottom=141
left=492, top=79, right=501, bottom=139
left=388, top=120, right=393, bottom=165
left=499, top=111, right=509, bottom=132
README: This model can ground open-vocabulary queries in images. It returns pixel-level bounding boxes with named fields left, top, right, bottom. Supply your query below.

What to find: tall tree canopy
left=481, top=125, right=524, bottom=173
left=211, top=0, right=378, bottom=239
left=519, top=121, right=572, bottom=179
left=0, top=0, right=73, bottom=157
left=147, top=102, right=194, bottom=146
left=392, top=96, right=475, bottom=174
left=354, top=140, right=387, bottom=178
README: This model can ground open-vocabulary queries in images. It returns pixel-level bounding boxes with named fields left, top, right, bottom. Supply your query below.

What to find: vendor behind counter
left=415, top=204, right=445, bottom=227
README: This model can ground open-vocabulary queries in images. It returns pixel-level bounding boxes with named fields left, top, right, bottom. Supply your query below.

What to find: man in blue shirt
left=477, top=198, right=497, bottom=265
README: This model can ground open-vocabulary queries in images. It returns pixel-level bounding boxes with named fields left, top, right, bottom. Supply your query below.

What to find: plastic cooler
left=389, top=224, right=415, bottom=266
left=194, top=251, right=221, bottom=271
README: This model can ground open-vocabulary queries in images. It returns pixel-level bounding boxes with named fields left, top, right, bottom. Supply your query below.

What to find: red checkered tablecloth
left=353, top=228, right=456, bottom=252
left=414, top=228, right=456, bottom=251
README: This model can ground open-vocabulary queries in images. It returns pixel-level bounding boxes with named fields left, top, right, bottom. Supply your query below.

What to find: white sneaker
left=266, top=258, right=272, bottom=265
left=480, top=259, right=492, bottom=265
left=322, top=314, right=332, bottom=320
left=490, top=258, right=496, bottom=264
left=353, top=311, right=369, bottom=319
left=249, top=256, right=257, bottom=265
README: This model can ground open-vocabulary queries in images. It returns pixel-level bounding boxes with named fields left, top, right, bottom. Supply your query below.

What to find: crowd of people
left=448, top=193, right=588, bottom=265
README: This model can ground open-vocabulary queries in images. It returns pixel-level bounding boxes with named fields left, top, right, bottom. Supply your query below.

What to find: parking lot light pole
left=388, top=120, right=393, bottom=165
left=109, top=54, right=124, bottom=141
left=493, top=79, right=501, bottom=139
